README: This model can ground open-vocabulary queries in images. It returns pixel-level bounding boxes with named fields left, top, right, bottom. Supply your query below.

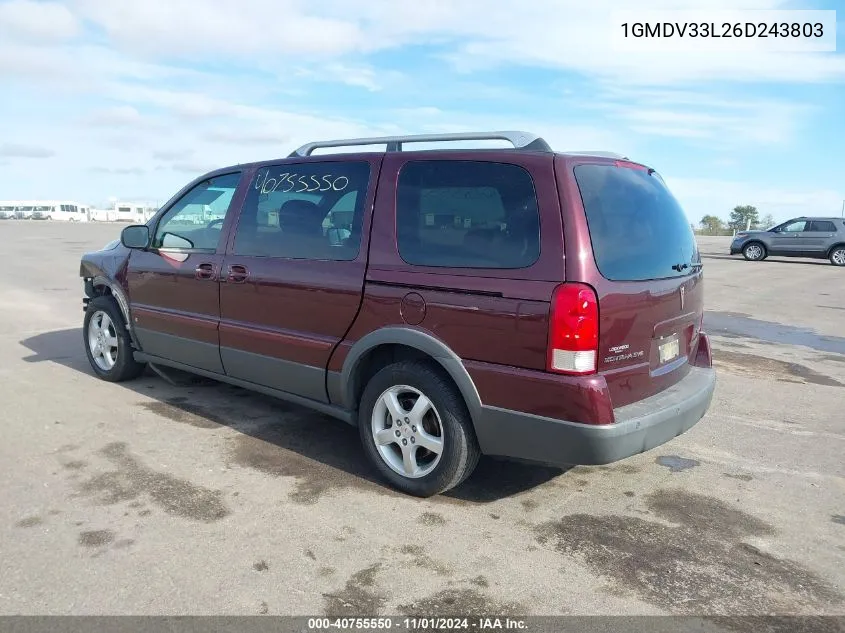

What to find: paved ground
left=0, top=222, right=843, bottom=617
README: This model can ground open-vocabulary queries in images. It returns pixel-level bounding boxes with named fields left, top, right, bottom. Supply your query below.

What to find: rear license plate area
left=658, top=335, right=680, bottom=364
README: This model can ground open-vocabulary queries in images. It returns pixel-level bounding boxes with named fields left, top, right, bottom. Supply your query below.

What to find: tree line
left=697, top=205, right=774, bottom=236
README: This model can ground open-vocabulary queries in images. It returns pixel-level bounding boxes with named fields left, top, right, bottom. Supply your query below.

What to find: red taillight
left=548, top=283, right=599, bottom=375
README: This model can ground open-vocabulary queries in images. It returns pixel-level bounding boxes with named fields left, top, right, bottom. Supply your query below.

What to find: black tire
left=83, top=295, right=145, bottom=382
left=829, top=246, right=845, bottom=267
left=358, top=360, right=481, bottom=497
left=742, top=241, right=766, bottom=261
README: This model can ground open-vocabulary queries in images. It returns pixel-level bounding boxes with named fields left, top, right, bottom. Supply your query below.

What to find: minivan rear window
left=573, top=164, right=699, bottom=281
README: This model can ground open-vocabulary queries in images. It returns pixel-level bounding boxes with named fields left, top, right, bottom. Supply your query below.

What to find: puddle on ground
left=418, top=512, right=446, bottom=527
left=723, top=473, right=754, bottom=482
left=15, top=516, right=43, bottom=528
left=397, top=545, right=451, bottom=576
left=713, top=349, right=843, bottom=387
left=323, top=563, right=385, bottom=617
left=656, top=455, right=700, bottom=473
left=75, top=442, right=230, bottom=522
left=535, top=488, right=841, bottom=614
left=78, top=529, right=115, bottom=547
left=400, top=588, right=524, bottom=619
left=705, top=311, right=845, bottom=355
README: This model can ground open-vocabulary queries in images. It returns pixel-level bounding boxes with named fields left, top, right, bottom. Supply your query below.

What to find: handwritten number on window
left=255, top=170, right=350, bottom=195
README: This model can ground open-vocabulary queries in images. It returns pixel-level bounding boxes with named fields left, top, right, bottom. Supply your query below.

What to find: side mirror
left=121, top=225, right=150, bottom=249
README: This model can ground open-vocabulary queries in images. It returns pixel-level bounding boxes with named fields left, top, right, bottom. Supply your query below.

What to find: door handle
left=227, top=264, right=249, bottom=283
left=194, top=263, right=216, bottom=280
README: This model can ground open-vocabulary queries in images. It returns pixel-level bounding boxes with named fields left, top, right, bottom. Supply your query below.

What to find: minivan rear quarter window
left=574, top=164, right=699, bottom=281
left=396, top=160, right=540, bottom=269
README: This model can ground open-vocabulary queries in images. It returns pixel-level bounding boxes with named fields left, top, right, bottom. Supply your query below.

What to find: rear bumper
left=474, top=364, right=716, bottom=467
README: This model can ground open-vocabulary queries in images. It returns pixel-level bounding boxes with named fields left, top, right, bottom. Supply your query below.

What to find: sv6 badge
left=604, top=348, right=645, bottom=363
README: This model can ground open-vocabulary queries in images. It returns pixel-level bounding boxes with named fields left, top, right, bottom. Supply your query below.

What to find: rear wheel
left=358, top=360, right=480, bottom=497
left=83, top=295, right=145, bottom=382
left=830, top=246, right=845, bottom=267
left=742, top=242, right=766, bottom=261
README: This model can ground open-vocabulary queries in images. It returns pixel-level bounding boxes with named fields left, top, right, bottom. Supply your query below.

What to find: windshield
left=574, top=164, right=700, bottom=281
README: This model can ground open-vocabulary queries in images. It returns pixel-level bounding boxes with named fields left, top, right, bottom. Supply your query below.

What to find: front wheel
left=742, top=242, right=766, bottom=261
left=358, top=360, right=480, bottom=497
left=830, top=246, right=845, bottom=267
left=83, top=295, right=146, bottom=382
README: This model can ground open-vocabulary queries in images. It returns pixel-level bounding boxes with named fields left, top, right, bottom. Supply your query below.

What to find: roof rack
left=289, top=131, right=551, bottom=157
left=562, top=150, right=629, bottom=159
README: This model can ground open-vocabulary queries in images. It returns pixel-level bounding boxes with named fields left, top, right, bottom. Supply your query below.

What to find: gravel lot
left=0, top=222, right=843, bottom=616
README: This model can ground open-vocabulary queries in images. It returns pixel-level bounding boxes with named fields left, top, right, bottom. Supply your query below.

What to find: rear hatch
left=571, top=161, right=703, bottom=408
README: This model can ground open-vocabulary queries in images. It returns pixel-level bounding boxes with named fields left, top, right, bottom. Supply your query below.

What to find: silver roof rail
left=562, top=150, right=629, bottom=159
left=289, top=131, right=551, bottom=157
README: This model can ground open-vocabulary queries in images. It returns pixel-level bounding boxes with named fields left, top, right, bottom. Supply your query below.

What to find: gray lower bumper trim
left=474, top=366, right=716, bottom=467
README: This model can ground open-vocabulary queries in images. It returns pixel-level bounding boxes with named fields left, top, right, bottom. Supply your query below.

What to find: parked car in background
left=0, top=205, right=16, bottom=219
left=79, top=130, right=715, bottom=497
left=730, top=217, right=845, bottom=266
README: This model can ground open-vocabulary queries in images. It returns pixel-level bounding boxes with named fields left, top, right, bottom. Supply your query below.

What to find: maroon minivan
left=79, top=131, right=715, bottom=497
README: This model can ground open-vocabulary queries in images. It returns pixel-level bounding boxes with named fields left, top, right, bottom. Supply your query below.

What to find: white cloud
left=0, top=0, right=78, bottom=41
left=90, top=166, right=147, bottom=175
left=0, top=143, right=54, bottom=158
left=599, top=97, right=812, bottom=146
left=0, top=0, right=839, bottom=207
left=82, top=105, right=156, bottom=128
left=71, top=0, right=368, bottom=57
left=152, top=149, right=193, bottom=161
left=667, top=177, right=845, bottom=223
left=171, top=161, right=223, bottom=175
left=205, top=128, right=291, bottom=146
left=62, top=0, right=845, bottom=85
left=293, top=63, right=398, bottom=92
left=0, top=42, right=206, bottom=92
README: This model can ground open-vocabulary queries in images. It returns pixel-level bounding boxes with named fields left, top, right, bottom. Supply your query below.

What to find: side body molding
left=337, top=327, right=483, bottom=423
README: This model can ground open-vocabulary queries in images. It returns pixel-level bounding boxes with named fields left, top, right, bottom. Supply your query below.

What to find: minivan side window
left=152, top=172, right=241, bottom=251
left=574, top=164, right=699, bottom=281
left=396, top=160, right=540, bottom=269
left=233, top=161, right=371, bottom=261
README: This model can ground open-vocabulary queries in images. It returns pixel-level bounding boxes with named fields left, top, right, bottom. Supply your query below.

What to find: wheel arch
left=743, top=239, right=766, bottom=249
left=826, top=242, right=845, bottom=257
left=85, top=275, right=140, bottom=349
left=338, top=328, right=482, bottom=426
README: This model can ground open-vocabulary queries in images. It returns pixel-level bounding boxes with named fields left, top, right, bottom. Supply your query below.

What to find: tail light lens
left=548, top=283, right=599, bottom=375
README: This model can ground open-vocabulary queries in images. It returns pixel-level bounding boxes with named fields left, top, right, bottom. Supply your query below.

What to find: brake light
left=548, top=283, right=599, bottom=375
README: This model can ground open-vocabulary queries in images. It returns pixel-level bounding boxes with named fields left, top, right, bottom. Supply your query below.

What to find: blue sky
left=0, top=0, right=843, bottom=225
